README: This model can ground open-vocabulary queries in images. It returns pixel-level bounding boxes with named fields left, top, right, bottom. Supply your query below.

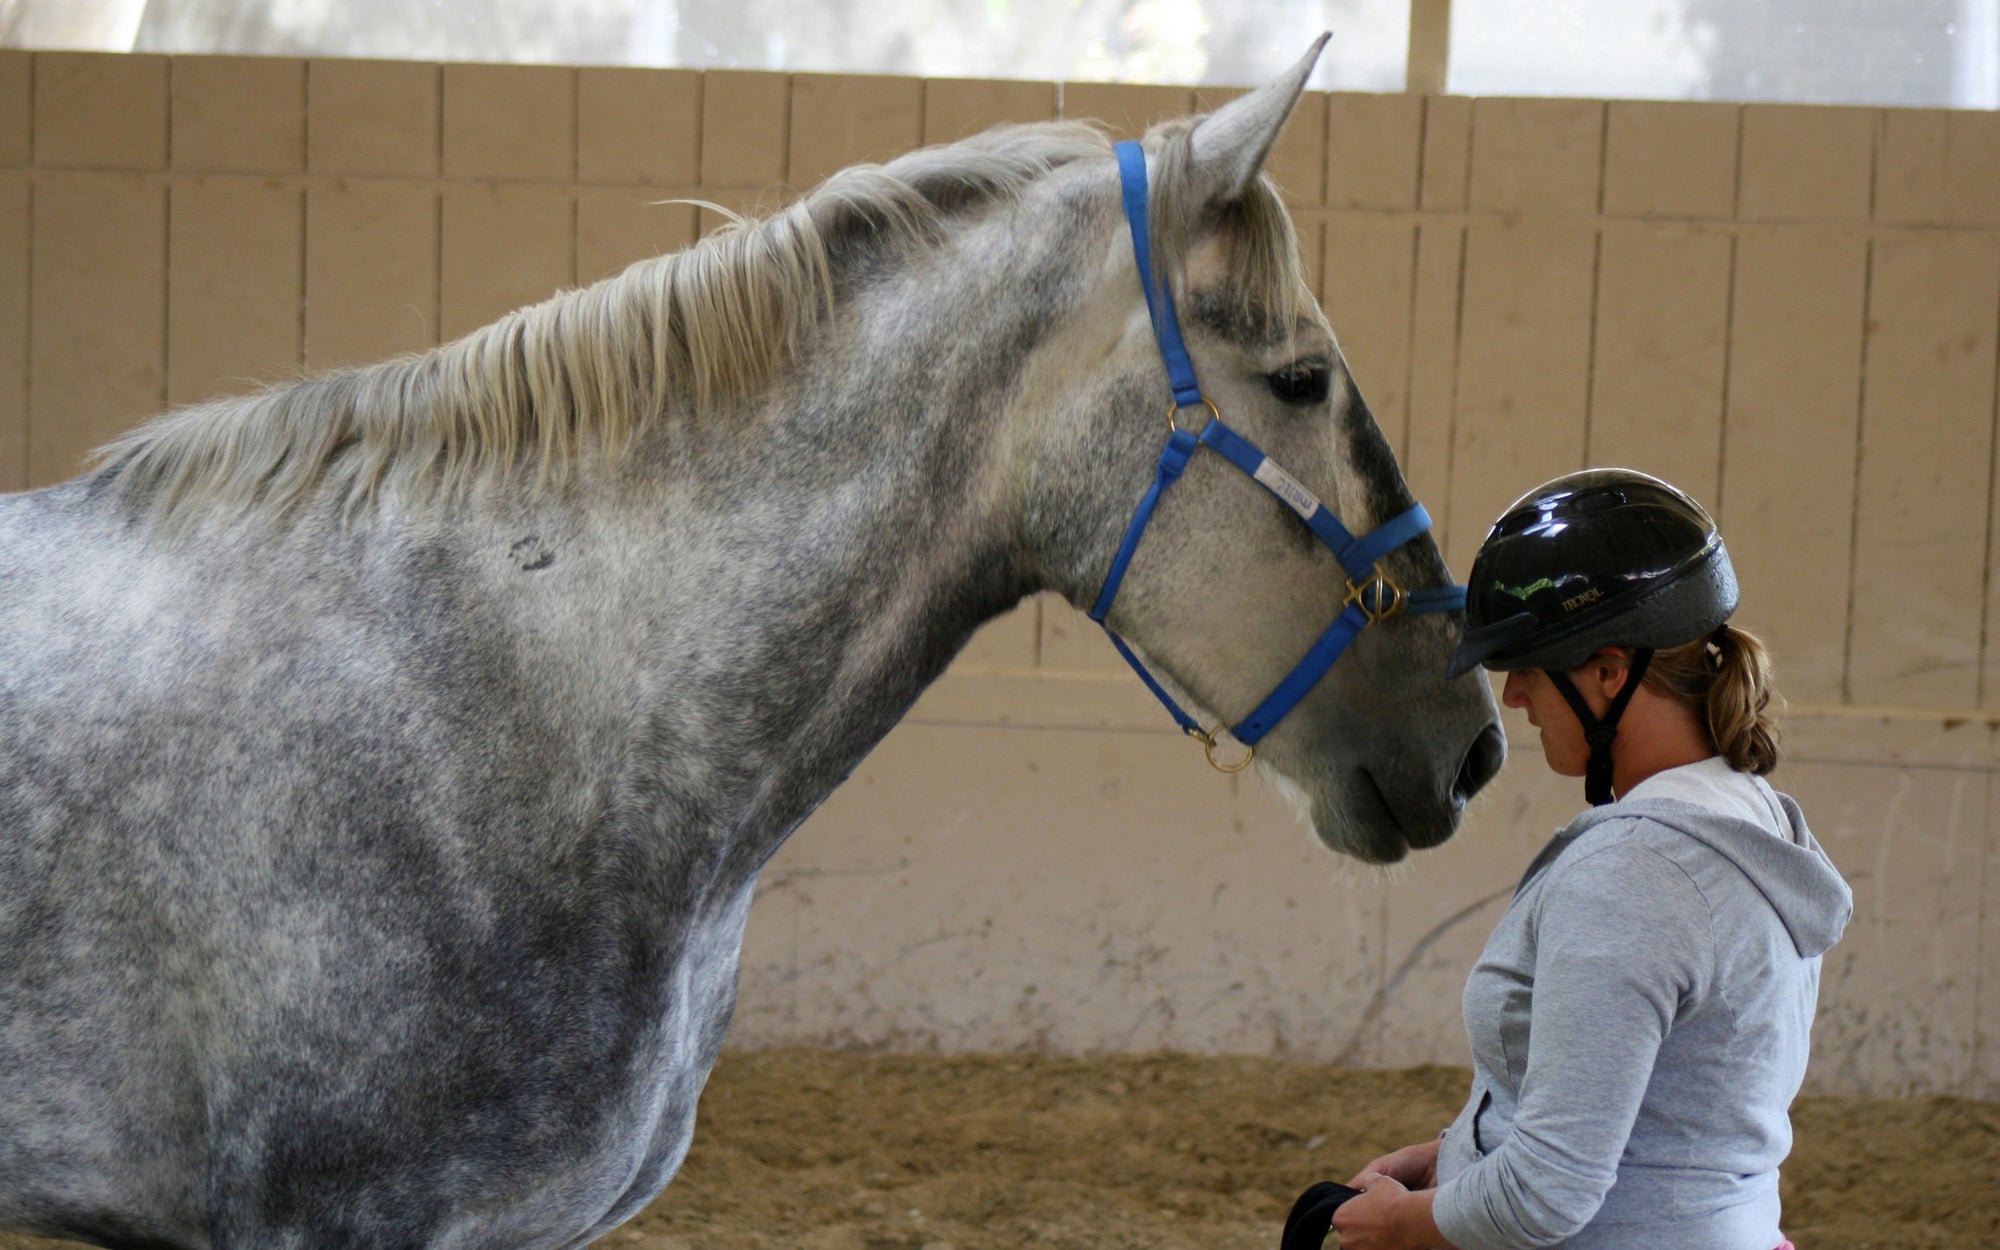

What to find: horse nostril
left=1454, top=722, right=1507, bottom=804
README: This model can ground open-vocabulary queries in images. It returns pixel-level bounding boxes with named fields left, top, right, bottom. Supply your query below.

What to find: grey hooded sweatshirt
left=1432, top=758, right=1852, bottom=1250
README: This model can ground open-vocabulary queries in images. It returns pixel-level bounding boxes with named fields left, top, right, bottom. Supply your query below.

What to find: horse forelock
left=90, top=121, right=1115, bottom=530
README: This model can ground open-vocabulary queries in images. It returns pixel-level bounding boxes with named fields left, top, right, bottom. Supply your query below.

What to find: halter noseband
left=1088, top=140, right=1466, bottom=771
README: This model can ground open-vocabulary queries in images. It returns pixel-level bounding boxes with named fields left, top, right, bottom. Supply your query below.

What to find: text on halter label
left=1253, top=458, right=1322, bottom=520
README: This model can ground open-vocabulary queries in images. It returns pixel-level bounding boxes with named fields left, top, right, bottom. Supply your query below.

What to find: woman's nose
left=1500, top=671, right=1529, bottom=708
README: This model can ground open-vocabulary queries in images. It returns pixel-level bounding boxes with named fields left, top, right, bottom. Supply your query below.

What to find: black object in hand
left=1281, top=1180, right=1363, bottom=1250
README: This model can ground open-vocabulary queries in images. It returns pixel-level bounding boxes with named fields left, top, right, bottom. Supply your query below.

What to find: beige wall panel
left=577, top=67, right=699, bottom=187
left=1875, top=109, right=1947, bottom=226
left=575, top=193, right=696, bottom=286
left=306, top=59, right=438, bottom=178
left=1738, top=104, right=1873, bottom=224
left=440, top=187, right=573, bottom=341
left=1374, top=728, right=1578, bottom=1069
left=735, top=721, right=1385, bottom=1057
left=34, top=52, right=167, bottom=171
left=28, top=174, right=164, bottom=485
left=1718, top=227, right=1866, bottom=704
left=1059, top=83, right=1194, bottom=139
left=171, top=55, right=304, bottom=175
left=1850, top=234, right=1999, bottom=709
left=699, top=71, right=789, bottom=189
left=1196, top=86, right=1326, bottom=206
left=304, top=183, right=437, bottom=372
left=1419, top=95, right=1472, bottom=212
left=1945, top=111, right=2000, bottom=228
left=167, top=179, right=302, bottom=407
left=0, top=183, right=24, bottom=491
left=0, top=50, right=28, bottom=169
left=1401, top=223, right=1462, bottom=516
left=1039, top=597, right=1127, bottom=674
left=1788, top=760, right=1986, bottom=1096
left=1325, top=93, right=1422, bottom=211
left=1602, top=100, right=1737, bottom=220
left=1295, top=216, right=1324, bottom=299
left=951, top=599, right=1039, bottom=670
left=1467, top=98, right=1603, bottom=216
left=1983, top=771, right=2000, bottom=1098
left=443, top=63, right=575, bottom=183
left=788, top=74, right=923, bottom=190
left=1321, top=215, right=1415, bottom=456
left=1587, top=222, right=1729, bottom=504
left=1442, top=221, right=1595, bottom=570
left=921, top=78, right=1055, bottom=145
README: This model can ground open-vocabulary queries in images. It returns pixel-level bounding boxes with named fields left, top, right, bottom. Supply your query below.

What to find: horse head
left=1013, top=41, right=1505, bottom=863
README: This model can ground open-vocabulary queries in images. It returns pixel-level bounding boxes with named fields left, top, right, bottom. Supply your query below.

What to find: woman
left=1330, top=469, right=1852, bottom=1250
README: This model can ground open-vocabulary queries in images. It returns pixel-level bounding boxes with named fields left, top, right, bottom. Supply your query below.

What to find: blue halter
left=1089, top=141, right=1466, bottom=770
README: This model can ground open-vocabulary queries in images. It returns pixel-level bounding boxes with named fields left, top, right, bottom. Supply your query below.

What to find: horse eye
left=1267, top=364, right=1331, bottom=406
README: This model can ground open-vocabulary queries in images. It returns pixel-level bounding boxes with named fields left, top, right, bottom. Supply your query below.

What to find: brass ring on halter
left=1166, top=396, right=1222, bottom=434
left=1343, top=563, right=1409, bottom=624
left=1186, top=723, right=1255, bottom=773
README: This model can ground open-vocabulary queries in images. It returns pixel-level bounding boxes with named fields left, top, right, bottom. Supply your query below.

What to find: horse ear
left=1186, top=33, right=1329, bottom=203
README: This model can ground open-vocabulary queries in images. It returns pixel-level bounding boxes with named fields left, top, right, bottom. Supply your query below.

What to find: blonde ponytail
left=1641, top=625, right=1782, bottom=775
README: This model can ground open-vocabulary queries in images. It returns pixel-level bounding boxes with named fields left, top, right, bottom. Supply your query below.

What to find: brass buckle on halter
left=1166, top=396, right=1222, bottom=434
left=1186, top=724, right=1255, bottom=773
left=1344, top=563, right=1408, bottom=624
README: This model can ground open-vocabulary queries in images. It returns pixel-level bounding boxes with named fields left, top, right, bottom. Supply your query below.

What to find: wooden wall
left=5, top=50, right=1999, bottom=1097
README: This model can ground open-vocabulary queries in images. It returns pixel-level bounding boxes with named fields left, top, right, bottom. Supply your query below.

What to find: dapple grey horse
left=0, top=41, right=1501, bottom=1250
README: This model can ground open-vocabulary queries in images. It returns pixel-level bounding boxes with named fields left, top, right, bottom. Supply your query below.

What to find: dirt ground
left=6, top=1048, right=1997, bottom=1249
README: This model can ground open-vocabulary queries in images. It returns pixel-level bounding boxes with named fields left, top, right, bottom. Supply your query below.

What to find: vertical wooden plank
left=1852, top=234, right=1999, bottom=709
left=29, top=174, right=165, bottom=485
left=167, top=179, right=302, bottom=407
left=0, top=182, right=26, bottom=491
left=1418, top=95, right=1471, bottom=213
left=1401, top=223, right=1462, bottom=515
left=1875, top=109, right=1947, bottom=227
left=443, top=63, right=575, bottom=183
left=1587, top=222, right=1730, bottom=505
left=1322, top=215, right=1416, bottom=459
left=1442, top=221, right=1596, bottom=570
left=921, top=78, right=1055, bottom=146
left=0, top=50, right=30, bottom=169
left=1467, top=98, right=1603, bottom=216
left=1738, top=105, right=1874, bottom=224
left=578, top=67, right=700, bottom=186
left=34, top=52, right=168, bottom=171
left=1979, top=767, right=2000, bottom=1099
left=1058, top=82, right=1194, bottom=140
left=787, top=74, right=923, bottom=190
left=1602, top=100, right=1738, bottom=221
left=699, top=71, right=789, bottom=189
left=304, top=183, right=437, bottom=372
left=1718, top=226, right=1867, bottom=704
left=440, top=187, right=573, bottom=341
left=1946, top=111, right=2000, bottom=229
left=575, top=193, right=696, bottom=286
left=307, top=59, right=438, bottom=178
left=171, top=55, right=305, bottom=175
left=1325, top=93, right=1423, bottom=211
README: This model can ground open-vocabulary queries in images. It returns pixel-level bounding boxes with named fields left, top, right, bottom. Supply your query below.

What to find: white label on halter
left=1254, top=458, right=1322, bottom=520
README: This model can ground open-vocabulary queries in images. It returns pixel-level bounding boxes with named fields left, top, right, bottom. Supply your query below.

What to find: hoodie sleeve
left=1433, top=837, right=1715, bottom=1250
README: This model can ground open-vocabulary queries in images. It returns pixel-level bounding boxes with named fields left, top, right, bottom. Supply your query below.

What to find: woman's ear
left=1586, top=649, right=1631, bottom=702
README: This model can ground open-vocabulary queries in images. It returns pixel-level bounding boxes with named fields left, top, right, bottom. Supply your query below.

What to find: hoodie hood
left=1545, top=791, right=1852, bottom=959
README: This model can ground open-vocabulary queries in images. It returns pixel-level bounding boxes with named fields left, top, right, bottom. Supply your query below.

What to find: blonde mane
left=96, top=116, right=1301, bottom=526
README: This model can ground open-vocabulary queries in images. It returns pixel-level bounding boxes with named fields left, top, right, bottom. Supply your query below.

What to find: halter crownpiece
left=1090, top=140, right=1467, bottom=770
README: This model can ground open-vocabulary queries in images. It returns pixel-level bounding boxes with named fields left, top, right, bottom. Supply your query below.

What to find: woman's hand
left=1330, top=1170, right=1452, bottom=1250
left=1349, top=1138, right=1440, bottom=1190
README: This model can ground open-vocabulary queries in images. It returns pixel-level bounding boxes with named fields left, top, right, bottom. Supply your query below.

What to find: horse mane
left=94, top=114, right=1301, bottom=527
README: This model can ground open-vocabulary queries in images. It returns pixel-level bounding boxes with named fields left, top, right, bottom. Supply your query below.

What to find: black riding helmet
left=1446, top=468, right=1740, bottom=804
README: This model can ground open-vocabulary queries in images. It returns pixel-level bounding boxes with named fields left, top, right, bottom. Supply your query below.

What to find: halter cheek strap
left=1547, top=648, right=1655, bottom=806
left=1090, top=140, right=1467, bottom=769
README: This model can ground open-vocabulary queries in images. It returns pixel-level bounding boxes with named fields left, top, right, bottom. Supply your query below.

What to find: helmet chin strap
left=1546, top=649, right=1655, bottom=806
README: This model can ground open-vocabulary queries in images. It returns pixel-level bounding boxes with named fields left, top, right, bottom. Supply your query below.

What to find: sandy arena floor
left=6, top=1048, right=1997, bottom=1249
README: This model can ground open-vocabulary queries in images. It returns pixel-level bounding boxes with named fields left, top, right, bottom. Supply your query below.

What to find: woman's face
left=1501, top=667, right=1594, bottom=777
